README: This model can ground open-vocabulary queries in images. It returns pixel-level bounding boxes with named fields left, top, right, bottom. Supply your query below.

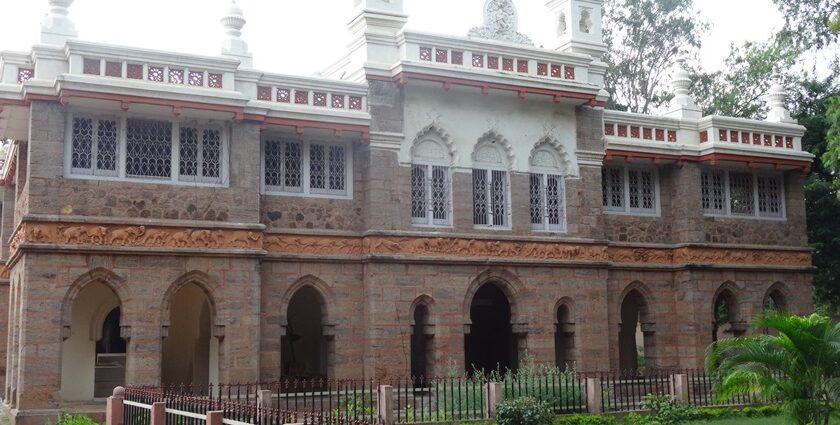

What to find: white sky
left=0, top=0, right=791, bottom=77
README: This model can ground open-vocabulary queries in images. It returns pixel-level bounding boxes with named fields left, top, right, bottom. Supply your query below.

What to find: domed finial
left=220, top=0, right=253, bottom=67
left=766, top=72, right=794, bottom=123
left=41, top=0, right=78, bottom=45
left=665, top=60, right=701, bottom=119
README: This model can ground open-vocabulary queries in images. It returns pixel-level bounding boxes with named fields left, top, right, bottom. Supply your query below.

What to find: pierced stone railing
left=0, top=51, right=35, bottom=85
left=252, top=72, right=368, bottom=112
left=604, top=122, right=678, bottom=143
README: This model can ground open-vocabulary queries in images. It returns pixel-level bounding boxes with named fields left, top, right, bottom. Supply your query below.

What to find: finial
left=220, top=0, right=253, bottom=67
left=468, top=0, right=533, bottom=45
left=665, top=60, right=701, bottom=119
left=766, top=72, right=794, bottom=123
left=40, top=0, right=78, bottom=45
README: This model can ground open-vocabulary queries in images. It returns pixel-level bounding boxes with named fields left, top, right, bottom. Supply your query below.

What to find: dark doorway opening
left=465, top=283, right=514, bottom=375
left=619, top=290, right=650, bottom=373
left=554, top=304, right=574, bottom=370
left=411, top=304, right=431, bottom=381
left=282, top=286, right=327, bottom=379
left=94, top=307, right=126, bottom=397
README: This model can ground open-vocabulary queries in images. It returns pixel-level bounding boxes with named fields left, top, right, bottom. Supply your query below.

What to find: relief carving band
left=8, top=222, right=812, bottom=268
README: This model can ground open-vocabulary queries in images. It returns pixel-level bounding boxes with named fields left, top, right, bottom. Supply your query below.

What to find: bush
left=553, top=414, right=617, bottom=424
left=497, top=397, right=554, bottom=425
left=48, top=414, right=98, bottom=425
left=626, top=394, right=696, bottom=425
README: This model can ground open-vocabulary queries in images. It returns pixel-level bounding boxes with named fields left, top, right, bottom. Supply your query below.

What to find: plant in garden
left=496, top=397, right=554, bottom=425
left=47, top=414, right=98, bottom=425
left=707, top=312, right=840, bottom=425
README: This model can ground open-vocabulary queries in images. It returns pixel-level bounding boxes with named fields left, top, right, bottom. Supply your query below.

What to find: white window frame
left=68, top=113, right=120, bottom=177
left=530, top=170, right=567, bottom=232
left=472, top=165, right=511, bottom=229
left=261, top=135, right=353, bottom=199
left=701, top=168, right=786, bottom=220
left=176, top=121, right=226, bottom=184
left=601, top=165, right=661, bottom=216
left=64, top=109, right=229, bottom=187
left=410, top=158, right=453, bottom=227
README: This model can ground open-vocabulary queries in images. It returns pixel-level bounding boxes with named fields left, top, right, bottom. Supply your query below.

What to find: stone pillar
left=671, top=374, right=689, bottom=404
left=106, top=386, right=125, bottom=425
left=586, top=377, right=602, bottom=414
left=151, top=402, right=166, bottom=425
left=1, top=186, right=14, bottom=258
left=258, top=389, right=272, bottom=425
left=670, top=162, right=704, bottom=244
left=207, top=410, right=223, bottom=425
left=486, top=382, right=503, bottom=419
left=378, top=385, right=394, bottom=425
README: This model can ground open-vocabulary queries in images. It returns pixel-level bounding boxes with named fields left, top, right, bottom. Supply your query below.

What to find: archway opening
left=554, top=304, right=575, bottom=371
left=713, top=289, right=742, bottom=341
left=60, top=281, right=124, bottom=401
left=282, top=286, right=327, bottom=379
left=764, top=290, right=787, bottom=312
left=619, top=290, right=652, bottom=373
left=162, top=283, right=218, bottom=386
left=465, top=283, right=514, bottom=375
left=411, top=304, right=432, bottom=382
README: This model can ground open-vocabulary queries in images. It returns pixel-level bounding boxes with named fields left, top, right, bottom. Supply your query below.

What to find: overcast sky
left=0, top=0, right=796, bottom=77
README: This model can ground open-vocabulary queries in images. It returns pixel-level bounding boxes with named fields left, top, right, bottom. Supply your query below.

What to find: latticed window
left=66, top=111, right=228, bottom=185
left=701, top=169, right=785, bottom=218
left=263, top=138, right=350, bottom=197
left=411, top=164, right=451, bottom=226
left=70, top=116, right=118, bottom=176
left=602, top=166, right=658, bottom=215
left=473, top=168, right=509, bottom=227
left=530, top=173, right=565, bottom=232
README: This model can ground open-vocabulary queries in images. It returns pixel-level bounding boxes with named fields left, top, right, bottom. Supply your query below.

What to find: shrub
left=497, top=397, right=554, bottom=425
left=48, top=414, right=98, bottom=425
left=630, top=394, right=695, bottom=425
left=553, top=414, right=617, bottom=425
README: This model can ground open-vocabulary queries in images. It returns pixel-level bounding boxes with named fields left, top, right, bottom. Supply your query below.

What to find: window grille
left=178, top=126, right=222, bottom=183
left=473, top=168, right=509, bottom=227
left=702, top=169, right=784, bottom=219
left=530, top=173, right=566, bottom=232
left=411, top=164, right=451, bottom=226
left=263, top=138, right=349, bottom=197
left=71, top=116, right=119, bottom=176
left=602, top=166, right=658, bottom=215
left=125, top=119, right=172, bottom=178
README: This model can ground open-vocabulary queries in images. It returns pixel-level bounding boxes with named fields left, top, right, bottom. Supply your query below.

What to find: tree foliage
left=603, top=0, right=707, bottom=114
left=772, top=0, right=840, bottom=50
left=707, top=313, right=840, bottom=425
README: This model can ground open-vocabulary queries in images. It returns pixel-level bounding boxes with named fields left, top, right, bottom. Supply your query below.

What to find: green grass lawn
left=688, top=417, right=787, bottom=424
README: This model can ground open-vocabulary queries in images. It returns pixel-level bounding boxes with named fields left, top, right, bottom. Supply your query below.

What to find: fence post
left=258, top=389, right=272, bottom=425
left=378, top=385, right=394, bottom=425
left=486, top=382, right=503, bottom=419
left=151, top=401, right=166, bottom=425
left=671, top=373, right=689, bottom=404
left=207, top=410, right=223, bottom=425
left=106, top=386, right=125, bottom=425
left=586, top=377, right=602, bottom=415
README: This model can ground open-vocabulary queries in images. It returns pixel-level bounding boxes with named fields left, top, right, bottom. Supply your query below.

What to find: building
left=0, top=0, right=814, bottom=422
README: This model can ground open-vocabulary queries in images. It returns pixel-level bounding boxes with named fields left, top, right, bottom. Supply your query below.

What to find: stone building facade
left=0, top=0, right=814, bottom=423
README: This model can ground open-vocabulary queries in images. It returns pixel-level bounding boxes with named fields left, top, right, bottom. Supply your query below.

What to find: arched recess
left=464, top=269, right=525, bottom=374
left=411, top=124, right=455, bottom=226
left=618, top=282, right=656, bottom=373
left=712, top=282, right=746, bottom=341
left=411, top=124, right=457, bottom=166
left=60, top=272, right=126, bottom=401
left=472, top=130, right=514, bottom=168
left=280, top=276, right=334, bottom=379
left=554, top=298, right=576, bottom=371
left=161, top=272, right=221, bottom=386
left=763, top=282, right=789, bottom=313
left=409, top=295, right=435, bottom=381
left=529, top=137, right=572, bottom=176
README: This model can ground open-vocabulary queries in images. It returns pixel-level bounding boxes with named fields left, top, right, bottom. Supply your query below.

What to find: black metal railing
left=597, top=369, right=672, bottom=412
left=502, top=371, right=587, bottom=414
left=392, top=376, right=489, bottom=423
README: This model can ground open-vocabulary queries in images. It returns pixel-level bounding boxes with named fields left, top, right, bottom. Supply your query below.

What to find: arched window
left=410, top=129, right=452, bottom=226
left=764, top=289, right=787, bottom=312
left=410, top=304, right=433, bottom=380
left=554, top=302, right=575, bottom=370
left=530, top=143, right=567, bottom=232
left=713, top=287, right=744, bottom=341
left=619, top=289, right=654, bottom=373
left=472, top=132, right=512, bottom=229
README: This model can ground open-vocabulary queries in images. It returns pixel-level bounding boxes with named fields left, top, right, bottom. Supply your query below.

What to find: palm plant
left=707, top=312, right=840, bottom=425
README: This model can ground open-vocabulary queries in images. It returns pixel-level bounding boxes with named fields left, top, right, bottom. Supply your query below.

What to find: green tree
left=707, top=312, right=840, bottom=425
left=603, top=0, right=707, bottom=114
left=772, top=0, right=840, bottom=50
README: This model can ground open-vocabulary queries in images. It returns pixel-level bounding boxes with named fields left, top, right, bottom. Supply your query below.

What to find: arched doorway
left=764, top=289, right=787, bottom=312
left=60, top=281, right=125, bottom=401
left=465, top=283, right=515, bottom=374
left=554, top=303, right=575, bottom=371
left=713, top=288, right=743, bottom=341
left=281, top=286, right=327, bottom=379
left=411, top=304, right=432, bottom=380
left=162, top=283, right=218, bottom=386
left=618, top=289, right=653, bottom=373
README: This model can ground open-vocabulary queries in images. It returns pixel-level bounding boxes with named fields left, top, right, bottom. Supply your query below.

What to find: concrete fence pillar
left=106, top=386, right=125, bottom=425
left=207, top=410, right=223, bottom=425
left=486, top=382, right=503, bottom=419
left=671, top=374, right=689, bottom=404
left=151, top=402, right=166, bottom=425
left=257, top=389, right=272, bottom=425
left=586, top=377, right=602, bottom=415
left=378, top=385, right=394, bottom=425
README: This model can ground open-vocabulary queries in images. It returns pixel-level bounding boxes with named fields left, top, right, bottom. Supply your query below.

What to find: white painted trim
left=410, top=161, right=454, bottom=227
left=601, top=165, right=661, bottom=217
left=471, top=165, right=512, bottom=230
left=701, top=168, right=787, bottom=221
left=529, top=171, right=567, bottom=233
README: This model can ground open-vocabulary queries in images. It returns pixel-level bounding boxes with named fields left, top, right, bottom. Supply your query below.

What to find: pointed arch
left=279, top=275, right=335, bottom=324
left=61, top=268, right=127, bottom=329
left=411, top=124, right=457, bottom=165
left=763, top=282, right=790, bottom=312
left=554, top=297, right=576, bottom=324
left=530, top=137, right=572, bottom=175
left=712, top=281, right=741, bottom=322
left=473, top=130, right=515, bottom=168
left=160, top=271, right=222, bottom=330
left=462, top=268, right=524, bottom=324
left=409, top=294, right=436, bottom=325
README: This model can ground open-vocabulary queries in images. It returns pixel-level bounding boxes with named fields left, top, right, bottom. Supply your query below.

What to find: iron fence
left=502, top=371, right=587, bottom=414
left=596, top=369, right=673, bottom=412
left=391, top=376, right=489, bottom=423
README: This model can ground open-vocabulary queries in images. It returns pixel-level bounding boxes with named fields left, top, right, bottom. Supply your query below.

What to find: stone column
left=1, top=186, right=15, bottom=259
